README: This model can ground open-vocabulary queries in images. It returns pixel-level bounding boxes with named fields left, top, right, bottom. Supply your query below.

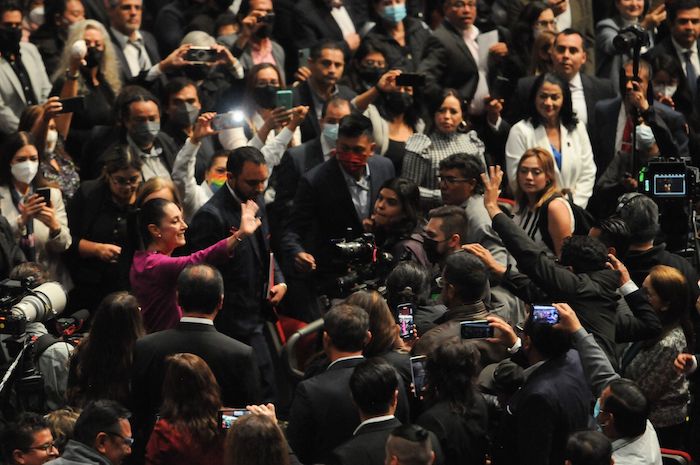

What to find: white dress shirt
left=555, top=2, right=572, bottom=30
left=463, top=26, right=489, bottom=115
left=340, top=163, right=371, bottom=220
left=331, top=6, right=356, bottom=38
left=671, top=37, right=700, bottom=82
left=569, top=73, right=587, bottom=125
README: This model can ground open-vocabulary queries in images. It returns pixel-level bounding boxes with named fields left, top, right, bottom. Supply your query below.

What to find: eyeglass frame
left=105, top=431, right=135, bottom=447
left=25, top=441, right=58, bottom=453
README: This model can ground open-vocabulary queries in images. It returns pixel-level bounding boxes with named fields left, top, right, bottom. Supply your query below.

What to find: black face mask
left=358, top=65, right=386, bottom=85
left=85, top=47, right=103, bottom=68
left=0, top=27, right=21, bottom=56
left=383, top=92, right=414, bottom=116
left=422, top=237, right=441, bottom=264
left=183, top=64, right=210, bottom=81
left=253, top=85, right=278, bottom=109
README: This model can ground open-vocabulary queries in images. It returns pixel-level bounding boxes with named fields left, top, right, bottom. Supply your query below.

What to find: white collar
left=569, top=72, right=583, bottom=90
left=110, top=26, right=142, bottom=48
left=180, top=316, right=214, bottom=325
left=352, top=415, right=396, bottom=436
left=672, top=36, right=696, bottom=55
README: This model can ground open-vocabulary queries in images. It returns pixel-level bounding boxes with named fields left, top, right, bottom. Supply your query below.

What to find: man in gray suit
left=0, top=2, right=51, bottom=135
left=218, top=0, right=286, bottom=82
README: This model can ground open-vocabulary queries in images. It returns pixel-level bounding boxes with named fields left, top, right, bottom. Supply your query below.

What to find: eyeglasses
left=438, top=176, right=471, bottom=185
left=106, top=432, right=134, bottom=447
left=111, top=175, right=141, bottom=186
left=26, top=442, right=57, bottom=452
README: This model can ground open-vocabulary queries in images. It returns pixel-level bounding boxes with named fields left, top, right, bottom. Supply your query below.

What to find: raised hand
left=481, top=165, right=503, bottom=218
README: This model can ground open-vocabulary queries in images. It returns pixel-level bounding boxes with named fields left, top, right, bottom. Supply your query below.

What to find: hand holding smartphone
left=397, top=303, right=415, bottom=340
left=218, top=408, right=251, bottom=430
left=532, top=305, right=560, bottom=324
left=460, top=320, right=494, bottom=339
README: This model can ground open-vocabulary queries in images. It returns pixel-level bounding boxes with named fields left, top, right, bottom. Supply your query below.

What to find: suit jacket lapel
left=581, top=74, right=596, bottom=121
left=0, top=58, right=26, bottom=104
left=443, top=21, right=477, bottom=69
left=368, top=158, right=382, bottom=208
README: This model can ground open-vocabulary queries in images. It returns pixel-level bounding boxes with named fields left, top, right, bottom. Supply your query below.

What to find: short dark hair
left=0, top=1, right=22, bottom=17
left=350, top=358, right=398, bottom=416
left=177, top=264, right=224, bottom=314
left=101, top=144, right=143, bottom=178
left=528, top=73, right=578, bottom=131
left=379, top=177, right=421, bottom=237
left=427, top=205, right=469, bottom=244
left=565, top=431, right=612, bottom=465
left=162, top=77, right=198, bottom=107
left=443, top=251, right=488, bottom=303
left=438, top=153, right=485, bottom=195
left=321, top=96, right=351, bottom=119
left=310, top=39, right=344, bottom=61
left=668, top=0, right=700, bottom=22
left=338, top=113, right=374, bottom=140
left=593, top=216, right=631, bottom=258
left=386, top=424, right=434, bottom=465
left=616, top=193, right=659, bottom=244
left=208, top=150, right=231, bottom=170
left=1, top=413, right=51, bottom=463
left=559, top=236, right=609, bottom=273
left=73, top=400, right=130, bottom=447
left=604, top=378, right=649, bottom=438
left=385, top=261, right=431, bottom=312
left=138, top=198, right=175, bottom=247
left=226, top=146, right=266, bottom=176
left=555, top=28, right=588, bottom=50
left=323, top=304, right=369, bottom=352
left=523, top=312, right=571, bottom=358
left=116, top=85, right=160, bottom=124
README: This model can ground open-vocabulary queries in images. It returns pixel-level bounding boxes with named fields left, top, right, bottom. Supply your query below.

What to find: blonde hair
left=514, top=147, right=561, bottom=212
left=53, top=19, right=121, bottom=96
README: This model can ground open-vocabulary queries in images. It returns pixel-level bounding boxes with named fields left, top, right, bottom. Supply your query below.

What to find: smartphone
left=275, top=90, right=293, bottom=110
left=212, top=110, right=245, bottom=131
left=57, top=96, right=85, bottom=114
left=460, top=320, right=494, bottom=339
left=36, top=187, right=51, bottom=207
left=397, top=302, right=415, bottom=340
left=298, top=48, right=311, bottom=65
left=410, top=355, right=428, bottom=397
left=490, top=75, right=509, bottom=101
left=218, top=408, right=250, bottom=430
left=395, top=73, right=425, bottom=88
left=532, top=305, right=560, bottom=324
left=184, top=46, right=218, bottom=63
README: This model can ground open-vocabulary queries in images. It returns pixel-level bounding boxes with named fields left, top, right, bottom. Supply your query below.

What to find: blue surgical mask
left=322, top=123, right=339, bottom=145
left=593, top=398, right=601, bottom=419
left=381, top=3, right=407, bottom=23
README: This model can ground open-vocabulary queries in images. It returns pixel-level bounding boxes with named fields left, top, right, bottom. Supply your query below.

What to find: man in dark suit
left=506, top=29, right=616, bottom=133
left=490, top=311, right=593, bottom=465
left=287, top=304, right=409, bottom=465
left=292, top=0, right=367, bottom=57
left=130, top=264, right=261, bottom=464
left=647, top=0, right=700, bottom=100
left=188, top=146, right=285, bottom=402
left=293, top=40, right=357, bottom=142
left=591, top=60, right=688, bottom=217
left=418, top=0, right=511, bottom=115
left=280, top=113, right=395, bottom=294
left=330, top=359, right=443, bottom=465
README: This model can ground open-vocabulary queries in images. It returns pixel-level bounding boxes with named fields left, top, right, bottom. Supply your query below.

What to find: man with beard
left=0, top=1, right=51, bottom=135
left=188, top=146, right=286, bottom=402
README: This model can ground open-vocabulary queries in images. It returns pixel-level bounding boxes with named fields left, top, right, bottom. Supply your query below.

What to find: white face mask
left=46, top=129, right=58, bottom=154
left=658, top=84, right=678, bottom=98
left=28, top=6, right=45, bottom=26
left=11, top=160, right=39, bottom=185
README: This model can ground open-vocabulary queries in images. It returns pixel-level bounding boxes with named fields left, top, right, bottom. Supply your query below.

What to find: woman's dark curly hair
left=425, top=339, right=481, bottom=416
left=375, top=177, right=422, bottom=239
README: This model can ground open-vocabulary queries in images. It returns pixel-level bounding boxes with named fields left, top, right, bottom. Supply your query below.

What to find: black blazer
left=506, top=73, right=616, bottom=135
left=280, top=156, right=395, bottom=273
left=292, top=81, right=357, bottom=142
left=272, top=137, right=325, bottom=214
left=108, top=28, right=162, bottom=87
left=287, top=357, right=410, bottom=465
left=291, top=0, right=367, bottom=55
left=418, top=20, right=480, bottom=104
left=130, top=321, right=261, bottom=462
left=329, top=417, right=403, bottom=465
left=648, top=37, right=700, bottom=97
left=504, top=350, right=592, bottom=465
left=0, top=215, right=24, bottom=280
left=187, top=188, right=284, bottom=337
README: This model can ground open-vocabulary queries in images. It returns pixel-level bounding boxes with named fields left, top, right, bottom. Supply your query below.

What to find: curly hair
left=52, top=19, right=121, bottom=96
left=425, top=339, right=481, bottom=416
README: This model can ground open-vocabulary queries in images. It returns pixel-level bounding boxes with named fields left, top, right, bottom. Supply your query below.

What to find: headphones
left=615, top=192, right=645, bottom=215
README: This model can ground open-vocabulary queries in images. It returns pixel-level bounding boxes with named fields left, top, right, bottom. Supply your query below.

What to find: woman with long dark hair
left=146, top=353, right=224, bottom=465
left=67, top=292, right=145, bottom=407
left=510, top=2, right=557, bottom=82
left=130, top=197, right=260, bottom=332
left=224, top=406, right=290, bottom=465
left=505, top=72, right=595, bottom=208
left=364, top=177, right=429, bottom=270
left=416, top=340, right=489, bottom=465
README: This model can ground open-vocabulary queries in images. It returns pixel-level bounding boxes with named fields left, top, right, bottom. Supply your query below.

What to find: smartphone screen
left=36, top=187, right=52, bottom=207
left=410, top=355, right=427, bottom=397
left=212, top=111, right=245, bottom=131
left=532, top=305, right=559, bottom=324
left=298, top=48, right=310, bottom=65
left=397, top=303, right=415, bottom=340
left=218, top=408, right=250, bottom=430
left=275, top=90, right=293, bottom=110
left=460, top=320, right=494, bottom=339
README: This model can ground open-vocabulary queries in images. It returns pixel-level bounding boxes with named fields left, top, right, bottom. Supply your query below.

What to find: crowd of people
left=0, top=0, right=700, bottom=464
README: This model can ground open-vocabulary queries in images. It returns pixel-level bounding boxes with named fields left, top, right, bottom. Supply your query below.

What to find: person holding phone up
left=0, top=131, right=71, bottom=287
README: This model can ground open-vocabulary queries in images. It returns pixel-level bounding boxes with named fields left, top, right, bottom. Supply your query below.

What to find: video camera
left=325, top=233, right=393, bottom=298
left=638, top=158, right=700, bottom=201
left=613, top=25, right=650, bottom=54
left=0, top=278, right=66, bottom=336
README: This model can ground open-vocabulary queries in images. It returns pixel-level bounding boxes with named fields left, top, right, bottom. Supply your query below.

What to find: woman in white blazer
left=0, top=132, right=71, bottom=287
left=505, top=73, right=596, bottom=208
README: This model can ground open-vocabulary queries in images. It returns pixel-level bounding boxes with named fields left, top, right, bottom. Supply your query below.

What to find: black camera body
left=326, top=234, right=393, bottom=298
left=613, top=25, right=650, bottom=54
left=638, top=158, right=700, bottom=201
